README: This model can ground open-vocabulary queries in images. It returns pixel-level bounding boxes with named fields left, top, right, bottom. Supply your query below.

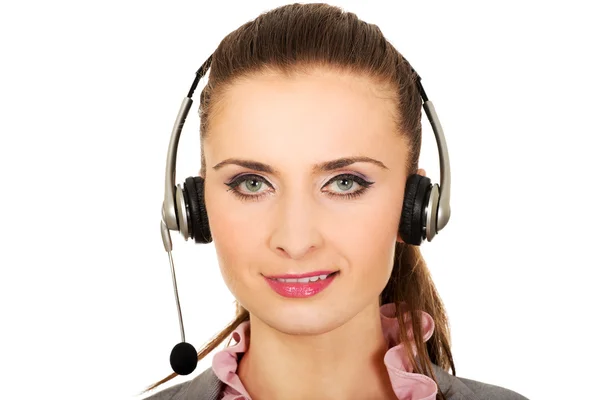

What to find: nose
left=269, top=193, right=323, bottom=260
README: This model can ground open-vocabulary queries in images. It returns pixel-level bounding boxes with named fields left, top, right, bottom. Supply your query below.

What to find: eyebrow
left=212, top=156, right=388, bottom=175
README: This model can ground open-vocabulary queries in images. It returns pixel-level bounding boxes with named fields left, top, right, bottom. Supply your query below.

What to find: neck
left=237, top=300, right=398, bottom=400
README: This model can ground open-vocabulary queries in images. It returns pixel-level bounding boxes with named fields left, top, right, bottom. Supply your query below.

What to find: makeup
left=264, top=271, right=339, bottom=298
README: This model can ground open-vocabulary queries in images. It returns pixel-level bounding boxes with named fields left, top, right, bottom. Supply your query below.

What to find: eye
left=224, top=173, right=374, bottom=202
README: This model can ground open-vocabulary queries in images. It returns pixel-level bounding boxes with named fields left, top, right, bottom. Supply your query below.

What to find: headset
left=159, top=53, right=451, bottom=376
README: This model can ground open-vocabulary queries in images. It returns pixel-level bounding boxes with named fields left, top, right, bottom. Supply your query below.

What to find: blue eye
left=224, top=173, right=374, bottom=202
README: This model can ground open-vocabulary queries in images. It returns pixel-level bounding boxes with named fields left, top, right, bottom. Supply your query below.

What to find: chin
left=251, top=297, right=352, bottom=336
left=266, top=311, right=344, bottom=336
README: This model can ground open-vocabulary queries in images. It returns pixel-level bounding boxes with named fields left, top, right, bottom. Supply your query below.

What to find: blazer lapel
left=180, top=366, right=223, bottom=400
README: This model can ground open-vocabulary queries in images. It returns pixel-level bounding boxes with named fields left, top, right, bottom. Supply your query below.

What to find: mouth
left=263, top=271, right=340, bottom=298
left=266, top=271, right=339, bottom=283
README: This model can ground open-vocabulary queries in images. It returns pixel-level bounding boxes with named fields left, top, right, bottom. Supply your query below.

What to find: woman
left=142, top=3, right=528, bottom=399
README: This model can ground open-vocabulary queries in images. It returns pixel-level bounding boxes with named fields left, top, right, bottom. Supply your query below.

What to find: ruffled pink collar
left=212, top=303, right=438, bottom=400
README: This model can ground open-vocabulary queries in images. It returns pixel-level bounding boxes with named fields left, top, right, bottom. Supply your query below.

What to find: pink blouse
left=211, top=302, right=438, bottom=400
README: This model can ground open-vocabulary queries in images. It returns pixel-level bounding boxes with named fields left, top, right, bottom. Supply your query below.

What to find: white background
left=1, top=1, right=598, bottom=399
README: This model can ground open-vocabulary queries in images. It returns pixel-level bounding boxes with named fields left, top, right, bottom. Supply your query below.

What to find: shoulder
left=431, top=364, right=529, bottom=400
left=458, top=376, right=529, bottom=399
left=141, top=367, right=223, bottom=400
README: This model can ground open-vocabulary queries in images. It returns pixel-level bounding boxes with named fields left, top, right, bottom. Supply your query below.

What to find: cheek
left=206, top=196, right=274, bottom=315
left=335, top=183, right=404, bottom=295
left=206, top=190, right=250, bottom=290
left=345, top=202, right=400, bottom=279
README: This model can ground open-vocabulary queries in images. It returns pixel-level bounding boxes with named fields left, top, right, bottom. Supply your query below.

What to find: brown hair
left=144, top=3, right=455, bottom=399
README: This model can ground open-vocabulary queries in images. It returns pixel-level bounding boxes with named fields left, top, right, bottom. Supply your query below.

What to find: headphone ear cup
left=183, top=176, right=212, bottom=244
left=399, top=174, right=432, bottom=246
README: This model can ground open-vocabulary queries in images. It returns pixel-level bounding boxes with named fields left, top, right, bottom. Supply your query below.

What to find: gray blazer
left=142, top=363, right=529, bottom=400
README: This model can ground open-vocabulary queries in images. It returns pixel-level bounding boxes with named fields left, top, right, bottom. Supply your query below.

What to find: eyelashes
left=224, top=173, right=375, bottom=202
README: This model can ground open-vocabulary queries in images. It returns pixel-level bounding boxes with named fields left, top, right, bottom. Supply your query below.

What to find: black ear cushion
left=184, top=176, right=212, bottom=244
left=399, top=174, right=432, bottom=246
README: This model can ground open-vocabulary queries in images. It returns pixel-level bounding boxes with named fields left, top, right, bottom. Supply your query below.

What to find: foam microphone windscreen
left=170, top=342, right=198, bottom=375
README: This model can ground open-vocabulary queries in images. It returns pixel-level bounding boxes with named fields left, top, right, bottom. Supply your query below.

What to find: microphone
left=161, top=218, right=198, bottom=375
left=170, top=342, right=198, bottom=375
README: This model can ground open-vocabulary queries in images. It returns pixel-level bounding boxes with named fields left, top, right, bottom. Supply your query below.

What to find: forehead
left=206, top=68, right=402, bottom=165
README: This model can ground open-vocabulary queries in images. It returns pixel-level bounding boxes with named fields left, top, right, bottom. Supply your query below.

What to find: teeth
left=275, top=273, right=331, bottom=283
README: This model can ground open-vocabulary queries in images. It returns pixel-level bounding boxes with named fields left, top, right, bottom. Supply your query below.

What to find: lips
left=264, top=270, right=338, bottom=280
left=264, top=271, right=339, bottom=298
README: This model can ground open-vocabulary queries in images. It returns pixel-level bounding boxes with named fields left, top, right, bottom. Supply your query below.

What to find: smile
left=268, top=272, right=336, bottom=283
left=264, top=271, right=339, bottom=298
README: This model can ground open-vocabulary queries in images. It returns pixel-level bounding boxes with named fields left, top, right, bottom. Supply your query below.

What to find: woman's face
left=203, top=67, right=413, bottom=334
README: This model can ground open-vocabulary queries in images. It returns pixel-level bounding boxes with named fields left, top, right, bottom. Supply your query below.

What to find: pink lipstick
left=264, top=270, right=339, bottom=298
